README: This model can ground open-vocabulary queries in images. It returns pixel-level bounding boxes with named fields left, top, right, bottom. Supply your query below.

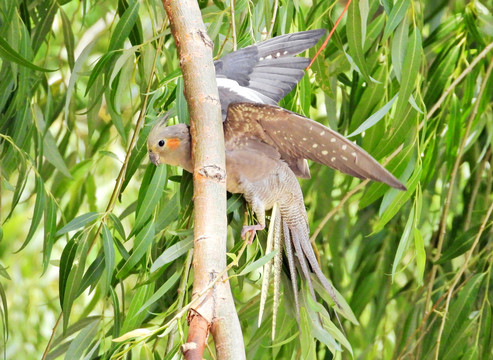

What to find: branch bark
left=162, top=1, right=245, bottom=359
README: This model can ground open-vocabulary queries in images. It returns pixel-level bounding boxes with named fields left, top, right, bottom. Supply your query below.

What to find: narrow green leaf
left=16, top=177, right=45, bottom=252
left=383, top=0, right=411, bottom=40
left=51, top=316, right=101, bottom=350
left=113, top=328, right=153, bottom=342
left=116, top=222, right=155, bottom=279
left=121, top=283, right=154, bottom=334
left=347, top=0, right=372, bottom=83
left=109, top=213, right=126, bottom=240
left=348, top=93, right=398, bottom=138
left=85, top=52, right=115, bottom=96
left=43, top=198, right=57, bottom=272
left=64, top=39, right=97, bottom=122
left=154, top=194, right=179, bottom=233
left=136, top=272, right=181, bottom=315
left=394, top=27, right=422, bottom=121
left=0, top=36, right=55, bottom=72
left=102, top=224, right=115, bottom=293
left=0, top=264, right=9, bottom=280
left=134, top=165, right=167, bottom=233
left=59, top=7, right=75, bottom=70
left=481, top=305, right=492, bottom=359
left=391, top=14, right=409, bottom=82
left=414, top=228, right=425, bottom=285
left=176, top=77, right=189, bottom=124
left=0, top=283, right=8, bottom=337
left=437, top=224, right=491, bottom=264
left=62, top=239, right=89, bottom=331
left=109, top=46, right=137, bottom=85
left=392, top=207, right=415, bottom=281
left=33, top=105, right=72, bottom=178
left=238, top=250, right=278, bottom=276
left=110, top=287, right=121, bottom=338
left=312, top=277, right=359, bottom=325
left=441, top=273, right=486, bottom=355
left=77, top=254, right=104, bottom=297
left=59, top=239, right=78, bottom=308
left=299, top=307, right=317, bottom=360
left=65, top=319, right=99, bottom=360
left=121, top=118, right=154, bottom=194
left=31, top=0, right=58, bottom=53
left=109, top=2, right=140, bottom=51
left=56, top=212, right=99, bottom=236
left=321, top=313, right=353, bottom=356
left=374, top=165, right=421, bottom=233
left=150, top=236, right=194, bottom=273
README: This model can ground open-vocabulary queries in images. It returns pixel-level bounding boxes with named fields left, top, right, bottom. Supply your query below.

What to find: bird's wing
left=225, top=103, right=406, bottom=190
left=215, top=29, right=326, bottom=118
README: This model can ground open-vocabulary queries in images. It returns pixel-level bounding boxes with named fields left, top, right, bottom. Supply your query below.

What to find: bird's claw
left=241, top=224, right=265, bottom=244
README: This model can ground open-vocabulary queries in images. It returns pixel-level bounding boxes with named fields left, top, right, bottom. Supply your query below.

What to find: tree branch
left=162, top=1, right=245, bottom=359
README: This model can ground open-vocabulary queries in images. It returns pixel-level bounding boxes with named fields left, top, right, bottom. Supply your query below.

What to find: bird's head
left=147, top=123, right=193, bottom=173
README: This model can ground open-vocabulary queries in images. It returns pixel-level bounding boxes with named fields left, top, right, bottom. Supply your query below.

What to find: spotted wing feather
left=226, top=103, right=406, bottom=190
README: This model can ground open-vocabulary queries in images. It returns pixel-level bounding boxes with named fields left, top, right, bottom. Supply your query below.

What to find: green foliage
left=0, top=0, right=492, bottom=359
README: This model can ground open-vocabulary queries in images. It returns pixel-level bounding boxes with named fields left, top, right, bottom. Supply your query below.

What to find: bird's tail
left=278, top=199, right=339, bottom=321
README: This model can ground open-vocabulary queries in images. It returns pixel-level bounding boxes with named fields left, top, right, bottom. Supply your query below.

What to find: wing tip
left=394, top=182, right=407, bottom=191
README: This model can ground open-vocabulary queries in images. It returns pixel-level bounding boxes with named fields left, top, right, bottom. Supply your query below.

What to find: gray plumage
left=148, top=102, right=406, bottom=319
left=215, top=29, right=326, bottom=119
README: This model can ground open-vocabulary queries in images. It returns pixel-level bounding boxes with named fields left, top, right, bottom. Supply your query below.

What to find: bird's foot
left=241, top=224, right=265, bottom=244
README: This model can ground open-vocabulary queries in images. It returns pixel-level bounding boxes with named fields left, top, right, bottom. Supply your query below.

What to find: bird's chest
left=225, top=150, right=298, bottom=211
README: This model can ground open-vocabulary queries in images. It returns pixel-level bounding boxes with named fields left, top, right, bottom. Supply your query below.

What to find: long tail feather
left=290, top=227, right=317, bottom=301
left=282, top=219, right=300, bottom=325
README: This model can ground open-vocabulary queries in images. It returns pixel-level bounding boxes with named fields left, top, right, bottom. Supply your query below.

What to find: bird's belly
left=227, top=158, right=303, bottom=212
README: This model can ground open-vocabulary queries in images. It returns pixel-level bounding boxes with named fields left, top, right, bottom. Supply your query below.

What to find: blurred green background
left=0, top=0, right=492, bottom=358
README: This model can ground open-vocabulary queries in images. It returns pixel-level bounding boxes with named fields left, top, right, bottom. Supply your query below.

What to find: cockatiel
left=148, top=30, right=405, bottom=317
left=148, top=102, right=406, bottom=314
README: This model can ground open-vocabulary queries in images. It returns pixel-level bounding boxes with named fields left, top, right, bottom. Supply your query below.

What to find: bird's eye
left=158, top=140, right=165, bottom=147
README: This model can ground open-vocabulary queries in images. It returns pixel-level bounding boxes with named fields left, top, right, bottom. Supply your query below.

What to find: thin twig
left=465, top=148, right=491, bottom=230
left=433, top=59, right=493, bottom=360
left=306, top=0, right=352, bottom=70
left=41, top=312, right=62, bottom=360
left=230, top=0, right=237, bottom=51
left=434, top=200, right=493, bottom=359
left=112, top=240, right=249, bottom=358
left=421, top=41, right=493, bottom=129
left=424, top=55, right=493, bottom=329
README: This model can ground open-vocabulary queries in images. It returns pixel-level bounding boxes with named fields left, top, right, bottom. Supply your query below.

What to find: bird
left=147, top=102, right=407, bottom=317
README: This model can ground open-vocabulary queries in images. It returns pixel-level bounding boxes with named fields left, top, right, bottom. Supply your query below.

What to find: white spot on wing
left=283, top=50, right=288, bottom=55
left=313, top=144, right=318, bottom=148
left=342, top=145, right=347, bottom=150
left=320, top=131, right=325, bottom=135
left=330, top=138, right=336, bottom=143
left=322, top=150, right=328, bottom=155
left=265, top=55, right=272, bottom=60
left=303, top=138, right=307, bottom=141
left=331, top=157, right=336, bottom=162
left=341, top=156, right=348, bottom=161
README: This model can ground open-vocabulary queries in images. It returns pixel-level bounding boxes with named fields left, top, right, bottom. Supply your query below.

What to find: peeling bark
left=162, top=1, right=245, bottom=359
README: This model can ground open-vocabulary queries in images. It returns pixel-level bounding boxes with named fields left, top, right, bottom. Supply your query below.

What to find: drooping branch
left=161, top=1, right=245, bottom=359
